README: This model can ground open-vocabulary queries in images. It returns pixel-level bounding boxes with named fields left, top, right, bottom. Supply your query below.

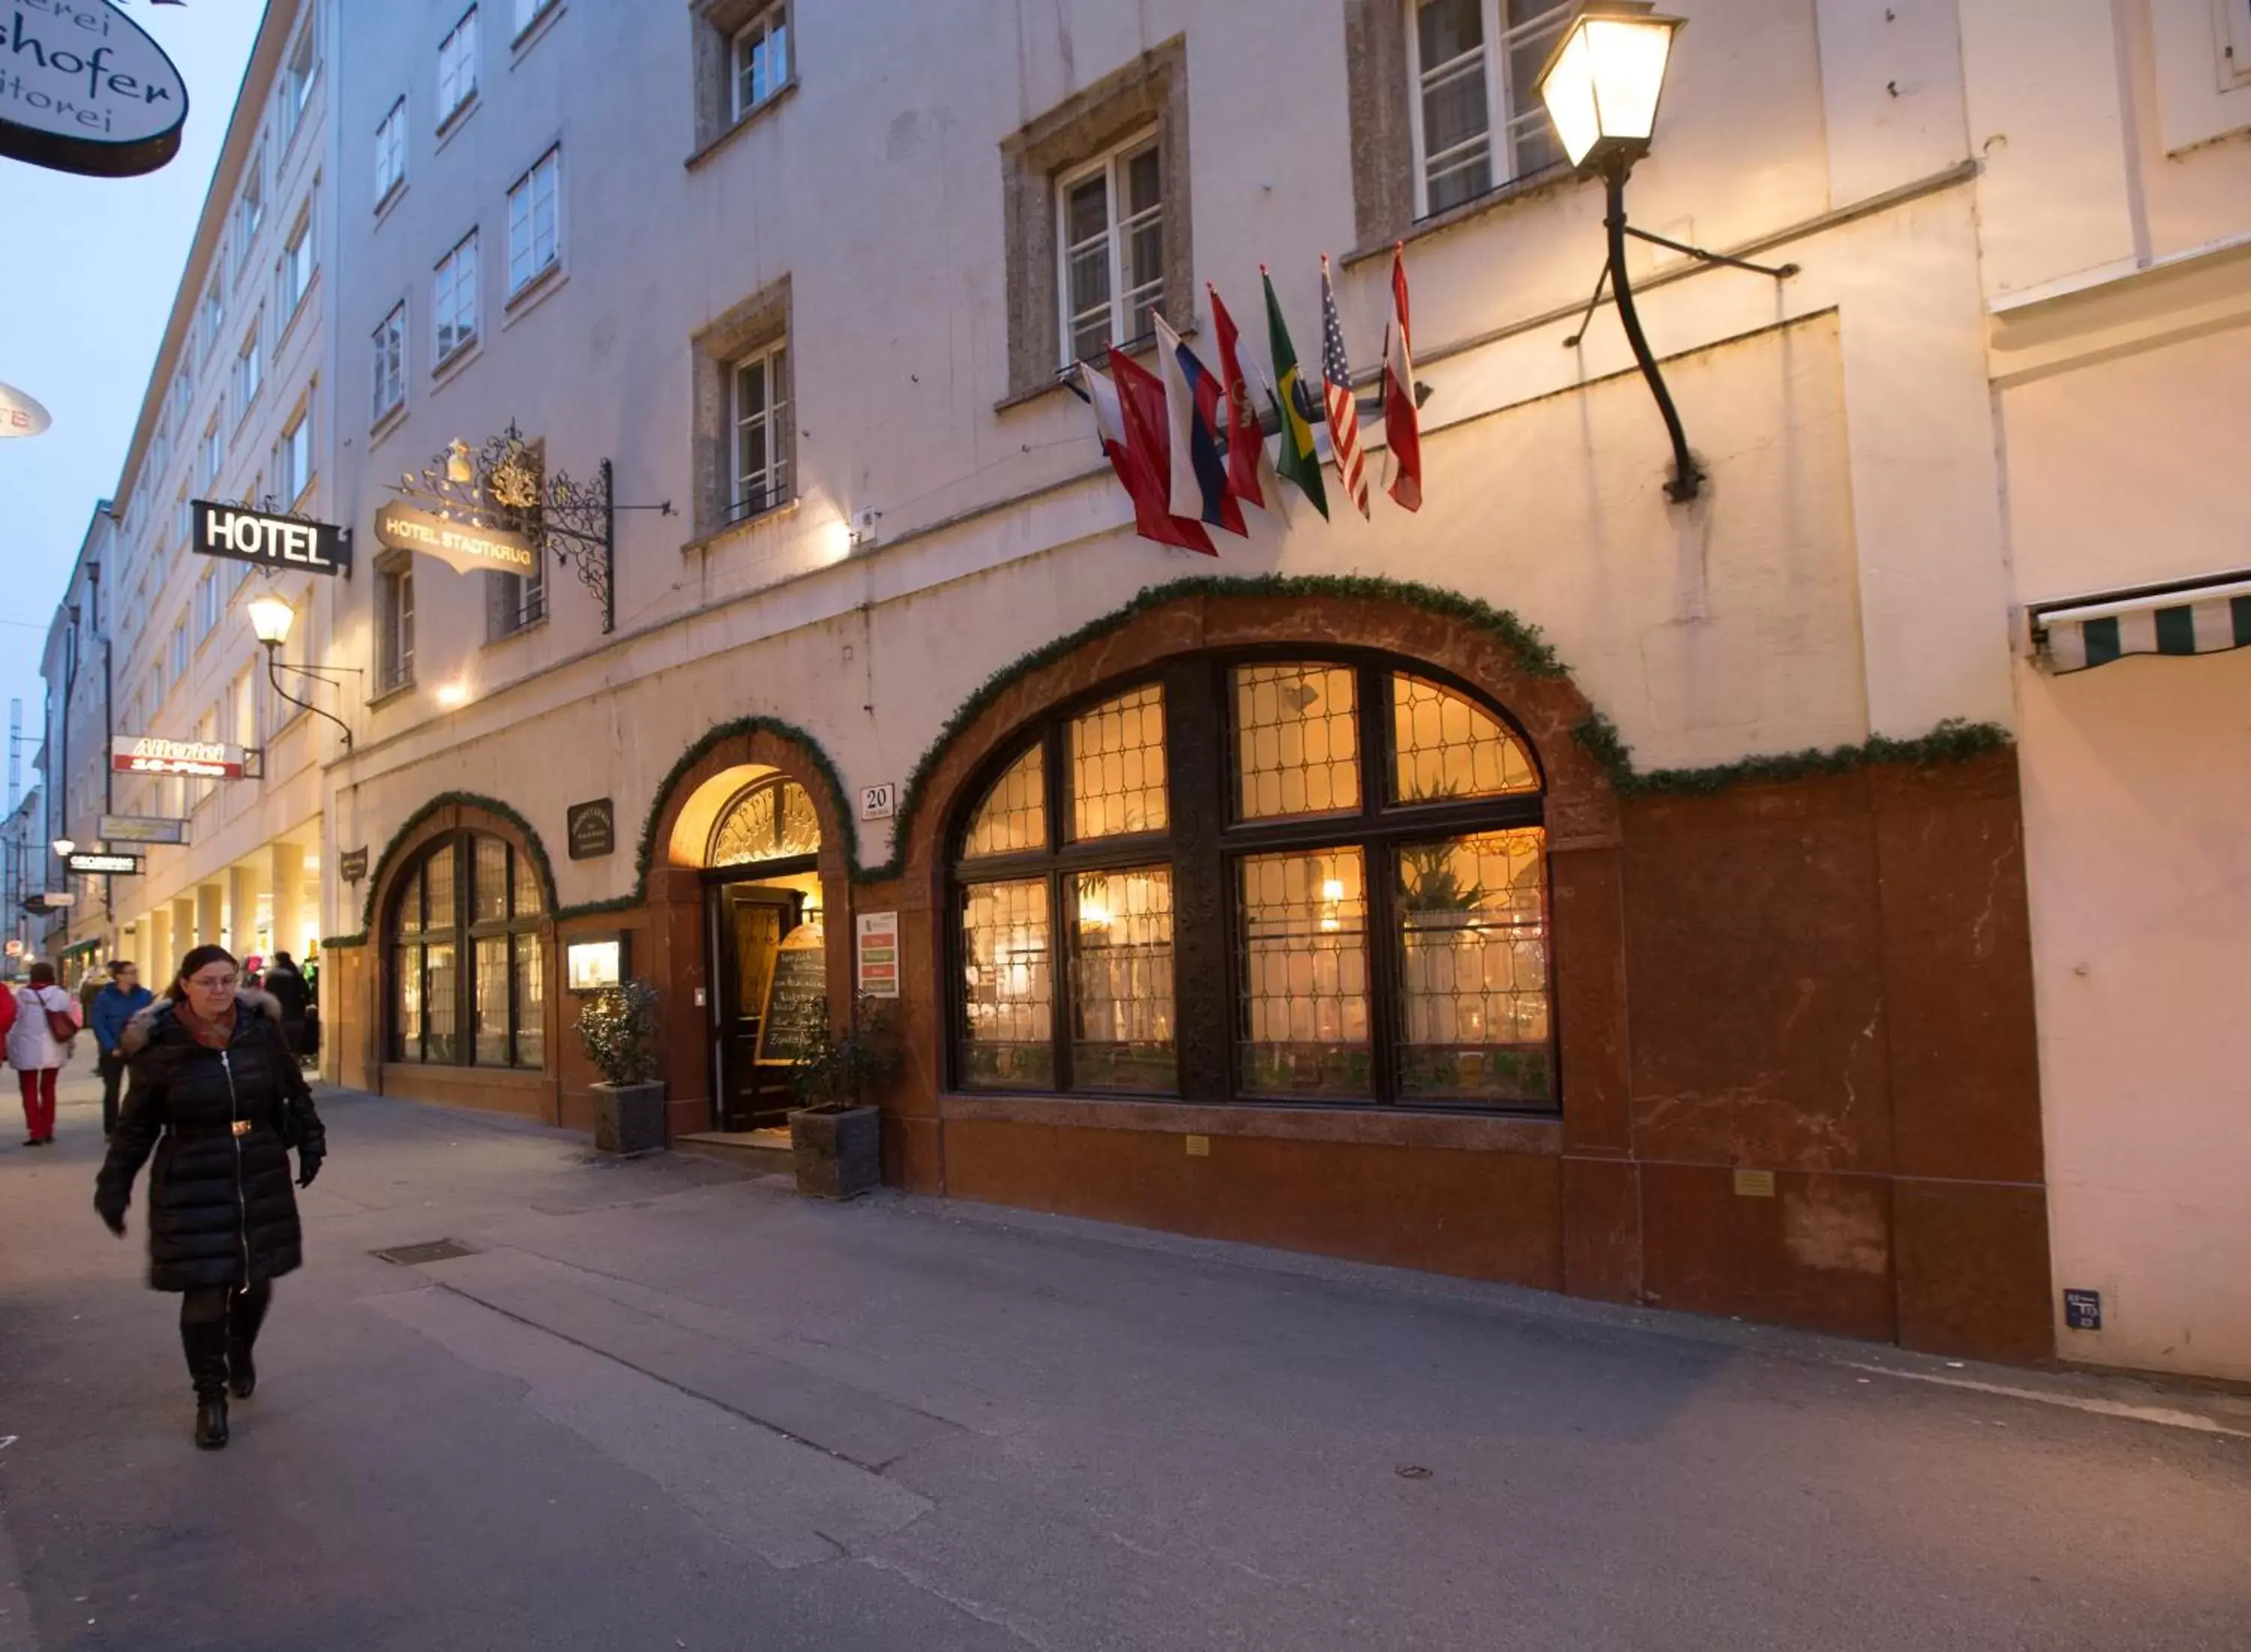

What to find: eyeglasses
left=186, top=973, right=239, bottom=992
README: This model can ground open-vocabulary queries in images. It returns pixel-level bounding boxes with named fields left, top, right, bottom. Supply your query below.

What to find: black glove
left=296, top=1149, right=323, bottom=1190
left=94, top=1194, right=127, bottom=1238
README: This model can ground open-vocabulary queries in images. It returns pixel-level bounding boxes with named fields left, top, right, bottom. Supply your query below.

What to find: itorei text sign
left=0, top=0, right=190, bottom=179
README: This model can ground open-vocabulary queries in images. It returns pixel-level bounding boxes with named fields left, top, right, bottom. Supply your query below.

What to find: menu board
left=754, top=936, right=828, bottom=1065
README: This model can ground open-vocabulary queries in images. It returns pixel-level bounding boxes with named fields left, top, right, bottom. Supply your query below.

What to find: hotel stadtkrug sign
left=192, top=500, right=350, bottom=577
left=374, top=499, right=538, bottom=577
left=0, top=1, right=190, bottom=179
left=110, top=735, right=250, bottom=779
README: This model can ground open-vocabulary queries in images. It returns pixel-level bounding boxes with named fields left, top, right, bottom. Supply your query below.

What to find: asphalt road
left=2, top=1065, right=2247, bottom=1651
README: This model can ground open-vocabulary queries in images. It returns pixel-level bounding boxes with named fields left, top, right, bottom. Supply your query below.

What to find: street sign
left=68, top=852, right=142, bottom=876
left=98, top=814, right=188, bottom=846
left=191, top=501, right=350, bottom=576
left=110, top=735, right=251, bottom=779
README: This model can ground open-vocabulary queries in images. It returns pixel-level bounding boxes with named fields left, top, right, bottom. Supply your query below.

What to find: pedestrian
left=88, top=960, right=155, bottom=1139
left=262, top=950, right=311, bottom=1063
left=93, top=945, right=326, bottom=1450
left=10, top=961, right=77, bottom=1146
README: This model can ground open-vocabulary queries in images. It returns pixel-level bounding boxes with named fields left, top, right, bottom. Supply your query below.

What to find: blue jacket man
left=89, top=963, right=155, bottom=1139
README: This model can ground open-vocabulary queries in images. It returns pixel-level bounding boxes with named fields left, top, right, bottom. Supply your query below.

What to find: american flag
left=1319, top=257, right=1369, bottom=518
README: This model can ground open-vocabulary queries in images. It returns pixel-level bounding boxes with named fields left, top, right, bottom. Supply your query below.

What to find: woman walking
left=11, top=961, right=77, bottom=1146
left=94, top=945, right=326, bottom=1449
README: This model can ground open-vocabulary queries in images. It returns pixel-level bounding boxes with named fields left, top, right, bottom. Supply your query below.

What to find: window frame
left=276, top=403, right=313, bottom=507
left=433, top=230, right=480, bottom=368
left=372, top=301, right=408, bottom=423
left=374, top=97, right=407, bottom=208
left=280, top=17, right=317, bottom=143
left=378, top=560, right=416, bottom=693
left=387, top=830, right=548, bottom=1070
left=233, top=318, right=263, bottom=419
left=1052, top=127, right=1164, bottom=370
left=725, top=335, right=792, bottom=524
left=437, top=7, right=480, bottom=130
left=504, top=144, right=561, bottom=299
left=948, top=650, right=1554, bottom=1111
left=278, top=202, right=315, bottom=323
left=1402, top=0, right=1573, bottom=222
left=513, top=0, right=560, bottom=42
left=729, top=2, right=792, bottom=122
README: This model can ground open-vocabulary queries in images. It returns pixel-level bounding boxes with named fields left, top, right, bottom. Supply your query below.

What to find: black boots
left=227, top=1284, right=270, bottom=1400
left=182, top=1320, right=230, bottom=1450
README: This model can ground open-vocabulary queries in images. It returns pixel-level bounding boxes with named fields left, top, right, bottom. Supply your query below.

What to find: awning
left=2030, top=568, right=2251, bottom=674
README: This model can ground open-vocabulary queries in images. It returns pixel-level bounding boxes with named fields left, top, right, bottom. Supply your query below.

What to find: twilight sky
left=0, top=2, right=260, bottom=803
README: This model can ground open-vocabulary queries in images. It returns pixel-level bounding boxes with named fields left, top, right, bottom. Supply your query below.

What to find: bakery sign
left=0, top=0, right=191, bottom=179
left=373, top=499, right=538, bottom=576
left=110, top=734, right=251, bottom=779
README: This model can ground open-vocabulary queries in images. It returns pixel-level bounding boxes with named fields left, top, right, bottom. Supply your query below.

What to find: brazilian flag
left=1261, top=267, right=1329, bottom=521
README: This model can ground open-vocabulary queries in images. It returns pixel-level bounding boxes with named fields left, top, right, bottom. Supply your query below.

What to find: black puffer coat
left=94, top=989, right=326, bottom=1293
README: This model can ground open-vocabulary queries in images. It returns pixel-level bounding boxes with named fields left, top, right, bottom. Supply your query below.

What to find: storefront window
left=389, top=830, right=548, bottom=1068
left=950, top=659, right=1553, bottom=1109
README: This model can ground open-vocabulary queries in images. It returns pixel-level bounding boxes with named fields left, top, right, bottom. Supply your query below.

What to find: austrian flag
left=1383, top=244, right=1423, bottom=512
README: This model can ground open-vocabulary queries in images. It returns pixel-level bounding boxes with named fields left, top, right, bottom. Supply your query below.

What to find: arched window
left=950, top=659, right=1552, bottom=1108
left=391, top=831, right=548, bottom=1068
left=709, top=776, right=820, bottom=867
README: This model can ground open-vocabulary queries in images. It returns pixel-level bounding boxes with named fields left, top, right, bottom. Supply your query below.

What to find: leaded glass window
left=708, top=776, right=820, bottom=867
left=389, top=830, right=547, bottom=1068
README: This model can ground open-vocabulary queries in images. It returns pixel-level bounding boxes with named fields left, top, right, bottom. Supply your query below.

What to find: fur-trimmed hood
left=119, top=986, right=282, bottom=1058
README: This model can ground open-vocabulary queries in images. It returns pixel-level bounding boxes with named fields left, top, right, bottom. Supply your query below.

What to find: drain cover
left=371, top=1239, right=479, bottom=1266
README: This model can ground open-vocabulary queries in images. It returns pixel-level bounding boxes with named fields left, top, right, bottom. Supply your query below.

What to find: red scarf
left=174, top=999, right=239, bottom=1051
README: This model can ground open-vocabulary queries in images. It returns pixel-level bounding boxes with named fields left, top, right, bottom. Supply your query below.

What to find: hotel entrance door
left=712, top=882, right=807, bottom=1130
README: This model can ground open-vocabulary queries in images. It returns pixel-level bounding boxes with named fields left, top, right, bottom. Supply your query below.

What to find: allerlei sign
left=0, top=0, right=191, bottom=179
left=192, top=500, right=350, bottom=577
left=110, top=734, right=250, bottom=779
left=374, top=499, right=538, bottom=576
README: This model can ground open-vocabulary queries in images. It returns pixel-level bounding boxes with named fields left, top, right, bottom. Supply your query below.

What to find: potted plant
left=787, top=996, right=901, bottom=1199
left=578, top=980, right=666, bottom=1155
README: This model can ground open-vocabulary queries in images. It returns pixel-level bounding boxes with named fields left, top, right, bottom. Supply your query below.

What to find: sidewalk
left=3, top=1080, right=2248, bottom=1650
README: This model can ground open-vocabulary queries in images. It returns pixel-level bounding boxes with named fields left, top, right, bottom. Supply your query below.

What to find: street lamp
left=51, top=837, right=75, bottom=858
left=1537, top=2, right=1795, bottom=503
left=247, top=597, right=355, bottom=752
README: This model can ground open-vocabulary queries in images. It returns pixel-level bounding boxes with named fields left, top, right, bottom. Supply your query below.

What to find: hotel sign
left=0, top=0, right=190, bottom=179
left=374, top=499, right=538, bottom=576
left=110, top=735, right=250, bottom=779
left=192, top=501, right=350, bottom=576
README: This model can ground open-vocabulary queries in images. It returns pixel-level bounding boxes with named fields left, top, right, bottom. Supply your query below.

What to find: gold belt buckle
left=230, top=1119, right=252, bottom=1137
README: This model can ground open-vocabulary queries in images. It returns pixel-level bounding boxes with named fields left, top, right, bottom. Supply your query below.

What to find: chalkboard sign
left=754, top=937, right=828, bottom=1065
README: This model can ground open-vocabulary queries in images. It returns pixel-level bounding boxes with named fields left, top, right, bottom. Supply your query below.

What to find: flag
left=1100, top=351, right=1217, bottom=556
left=1382, top=243, right=1423, bottom=512
left=1207, top=283, right=1283, bottom=521
left=1153, top=315, right=1244, bottom=536
left=1261, top=266, right=1327, bottom=520
left=1319, top=255, right=1369, bottom=518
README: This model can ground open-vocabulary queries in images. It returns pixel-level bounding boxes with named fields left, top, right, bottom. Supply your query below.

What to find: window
left=952, top=659, right=1552, bottom=1107
left=434, top=232, right=479, bottom=365
left=514, top=0, right=557, bottom=39
left=232, top=667, right=256, bottom=749
left=200, top=419, right=223, bottom=489
left=275, top=407, right=313, bottom=506
left=234, top=322, right=262, bottom=416
left=195, top=569, right=220, bottom=638
left=168, top=620, right=188, bottom=685
left=373, top=302, right=407, bottom=421
left=175, top=492, right=192, bottom=549
left=505, top=146, right=560, bottom=296
left=1405, top=0, right=1570, bottom=217
left=731, top=2, right=790, bottom=120
left=279, top=207, right=314, bottom=317
left=200, top=279, right=223, bottom=358
left=726, top=338, right=791, bottom=523
left=281, top=20, right=317, bottom=140
left=379, top=562, right=415, bottom=692
left=487, top=444, right=545, bottom=638
left=374, top=97, right=407, bottom=205
left=191, top=710, right=219, bottom=808
left=389, top=830, right=546, bottom=1069
left=236, top=149, right=265, bottom=266
left=1056, top=132, right=1163, bottom=367
left=437, top=8, right=479, bottom=127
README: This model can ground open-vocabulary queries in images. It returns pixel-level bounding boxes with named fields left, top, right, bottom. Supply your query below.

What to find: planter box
left=789, top=1104, right=881, bottom=1200
left=592, top=1080, right=667, bottom=1155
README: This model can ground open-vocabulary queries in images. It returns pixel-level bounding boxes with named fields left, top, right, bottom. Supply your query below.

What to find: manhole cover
left=371, top=1239, right=479, bottom=1266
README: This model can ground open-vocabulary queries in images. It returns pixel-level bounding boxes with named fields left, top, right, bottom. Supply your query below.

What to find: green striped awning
left=2032, top=570, right=2251, bottom=674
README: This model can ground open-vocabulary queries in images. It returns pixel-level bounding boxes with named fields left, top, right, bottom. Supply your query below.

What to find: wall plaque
left=567, top=798, right=615, bottom=860
left=855, top=910, right=900, bottom=999
left=338, top=847, right=369, bottom=884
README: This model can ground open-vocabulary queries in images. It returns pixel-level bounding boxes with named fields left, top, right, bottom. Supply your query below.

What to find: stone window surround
left=688, top=272, right=792, bottom=540
left=688, top=0, right=800, bottom=163
left=999, top=35, right=1193, bottom=404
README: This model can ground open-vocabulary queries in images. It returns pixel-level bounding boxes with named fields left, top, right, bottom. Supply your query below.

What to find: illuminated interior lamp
left=51, top=837, right=76, bottom=858
left=436, top=681, right=470, bottom=708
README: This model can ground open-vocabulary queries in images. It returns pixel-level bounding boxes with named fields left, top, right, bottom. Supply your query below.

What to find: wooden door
left=714, top=885, right=801, bottom=1129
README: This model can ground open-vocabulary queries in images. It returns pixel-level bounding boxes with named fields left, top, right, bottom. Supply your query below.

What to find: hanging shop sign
left=338, top=846, right=368, bottom=884
left=67, top=850, right=141, bottom=875
left=566, top=798, right=615, bottom=860
left=373, top=498, right=538, bottom=576
left=0, top=0, right=190, bottom=179
left=34, top=891, right=75, bottom=909
left=191, top=500, right=350, bottom=576
left=110, top=734, right=250, bottom=779
left=98, top=812, right=187, bottom=845
left=0, top=380, right=53, bottom=438
left=855, top=911, right=900, bottom=999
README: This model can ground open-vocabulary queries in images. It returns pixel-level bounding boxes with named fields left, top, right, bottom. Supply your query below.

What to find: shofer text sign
left=192, top=501, right=350, bottom=576
left=0, top=0, right=190, bottom=179
left=374, top=499, right=538, bottom=576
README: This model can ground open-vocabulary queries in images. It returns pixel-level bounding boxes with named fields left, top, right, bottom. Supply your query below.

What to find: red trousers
left=17, top=1068, right=57, bottom=1141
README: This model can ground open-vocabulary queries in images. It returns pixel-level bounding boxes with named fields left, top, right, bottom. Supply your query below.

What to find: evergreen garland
left=627, top=713, right=855, bottom=899
left=1576, top=713, right=2012, bottom=797
left=352, top=790, right=562, bottom=936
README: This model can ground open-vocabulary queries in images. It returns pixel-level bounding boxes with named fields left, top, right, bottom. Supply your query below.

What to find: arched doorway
left=701, top=773, right=825, bottom=1128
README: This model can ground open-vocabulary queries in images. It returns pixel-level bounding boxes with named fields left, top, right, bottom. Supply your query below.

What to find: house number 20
left=859, top=783, right=897, bottom=821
